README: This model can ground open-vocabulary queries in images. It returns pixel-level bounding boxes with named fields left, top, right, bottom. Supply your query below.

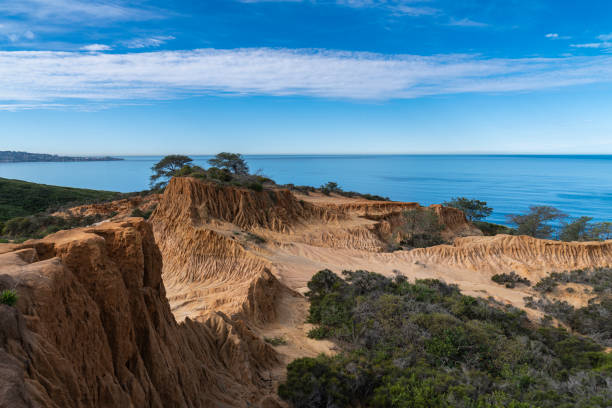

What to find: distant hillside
left=0, top=177, right=121, bottom=221
left=0, top=151, right=123, bottom=162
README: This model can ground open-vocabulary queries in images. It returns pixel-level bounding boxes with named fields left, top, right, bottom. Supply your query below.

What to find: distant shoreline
left=0, top=151, right=124, bottom=163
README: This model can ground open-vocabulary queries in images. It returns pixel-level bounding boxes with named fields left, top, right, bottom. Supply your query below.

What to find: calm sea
left=1, top=155, right=612, bottom=225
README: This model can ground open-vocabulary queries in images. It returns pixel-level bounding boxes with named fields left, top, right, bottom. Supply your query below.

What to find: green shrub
left=247, top=182, right=263, bottom=192
left=392, top=209, right=445, bottom=249
left=0, top=289, right=17, bottom=307
left=264, top=336, right=288, bottom=346
left=245, top=232, right=266, bottom=244
left=280, top=269, right=612, bottom=408
left=474, top=221, right=516, bottom=236
left=130, top=208, right=153, bottom=219
left=491, top=272, right=531, bottom=288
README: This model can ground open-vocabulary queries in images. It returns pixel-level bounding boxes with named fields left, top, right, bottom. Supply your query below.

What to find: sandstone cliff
left=0, top=219, right=280, bottom=408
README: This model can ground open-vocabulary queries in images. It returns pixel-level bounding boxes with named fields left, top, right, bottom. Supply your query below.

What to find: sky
left=1, top=0, right=612, bottom=155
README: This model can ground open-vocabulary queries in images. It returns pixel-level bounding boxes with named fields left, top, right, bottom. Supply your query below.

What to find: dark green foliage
left=394, top=209, right=445, bottom=248
left=474, top=221, right=516, bottom=236
left=0, top=289, right=17, bottom=306
left=245, top=232, right=266, bottom=244
left=560, top=217, right=612, bottom=241
left=507, top=206, right=567, bottom=239
left=206, top=166, right=233, bottom=182
left=0, top=177, right=120, bottom=222
left=248, top=182, right=263, bottom=192
left=283, top=183, right=389, bottom=201
left=491, top=272, right=531, bottom=288
left=530, top=269, right=612, bottom=346
left=560, top=216, right=593, bottom=241
left=443, top=197, right=493, bottom=221
left=130, top=208, right=154, bottom=219
left=278, top=357, right=351, bottom=408
left=320, top=182, right=342, bottom=195
left=1, top=214, right=104, bottom=240
left=280, top=269, right=612, bottom=408
left=149, top=155, right=193, bottom=189
left=208, top=152, right=249, bottom=175
left=265, top=336, right=288, bottom=346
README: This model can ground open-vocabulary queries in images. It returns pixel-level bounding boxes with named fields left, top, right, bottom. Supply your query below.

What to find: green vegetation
left=1, top=214, right=105, bottom=240
left=0, top=289, right=18, bottom=307
left=130, top=208, right=154, bottom=219
left=507, top=206, right=567, bottom=239
left=208, top=152, right=249, bottom=175
left=443, top=197, right=493, bottom=221
left=318, top=181, right=389, bottom=201
left=245, top=232, right=267, bottom=244
left=560, top=217, right=612, bottom=242
left=527, top=268, right=612, bottom=347
left=0, top=177, right=120, bottom=222
left=150, top=155, right=194, bottom=189
left=265, top=336, right=288, bottom=346
left=279, top=269, right=612, bottom=408
left=491, top=272, right=531, bottom=288
left=473, top=221, right=516, bottom=236
left=391, top=208, right=445, bottom=249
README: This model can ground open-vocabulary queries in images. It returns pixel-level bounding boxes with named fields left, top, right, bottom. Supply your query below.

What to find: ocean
left=1, top=154, right=612, bottom=225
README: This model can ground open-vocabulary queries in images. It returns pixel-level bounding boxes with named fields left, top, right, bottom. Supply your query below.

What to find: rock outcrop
left=0, top=219, right=280, bottom=408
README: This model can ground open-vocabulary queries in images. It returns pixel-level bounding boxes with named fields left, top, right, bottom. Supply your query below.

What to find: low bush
left=279, top=269, right=612, bottom=408
left=474, top=221, right=516, bottom=236
left=491, top=272, right=531, bottom=288
left=130, top=208, right=154, bottom=219
left=1, top=213, right=105, bottom=240
left=245, top=232, right=267, bottom=244
left=264, top=336, right=288, bottom=346
left=0, top=289, right=17, bottom=307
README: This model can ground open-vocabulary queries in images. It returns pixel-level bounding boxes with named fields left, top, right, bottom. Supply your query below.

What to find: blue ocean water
left=1, top=155, right=612, bottom=225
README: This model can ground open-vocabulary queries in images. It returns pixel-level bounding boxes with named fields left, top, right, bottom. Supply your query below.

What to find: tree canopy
left=207, top=152, right=249, bottom=175
left=150, top=155, right=193, bottom=189
left=507, top=205, right=566, bottom=239
left=443, top=197, right=493, bottom=221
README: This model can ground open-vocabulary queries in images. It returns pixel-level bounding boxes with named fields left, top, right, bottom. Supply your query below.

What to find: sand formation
left=2, top=176, right=612, bottom=407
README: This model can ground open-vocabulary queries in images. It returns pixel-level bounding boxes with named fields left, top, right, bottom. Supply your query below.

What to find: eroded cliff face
left=0, top=219, right=280, bottom=408
left=409, top=234, right=612, bottom=281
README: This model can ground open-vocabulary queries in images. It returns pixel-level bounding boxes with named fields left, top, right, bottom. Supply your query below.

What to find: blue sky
left=1, top=0, right=612, bottom=154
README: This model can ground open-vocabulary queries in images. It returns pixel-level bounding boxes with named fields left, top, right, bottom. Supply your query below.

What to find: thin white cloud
left=0, top=0, right=162, bottom=23
left=123, top=36, right=175, bottom=49
left=1, top=48, right=612, bottom=109
left=447, top=18, right=488, bottom=27
left=571, top=42, right=611, bottom=49
left=545, top=33, right=558, bottom=39
left=240, top=0, right=439, bottom=15
left=597, top=33, right=612, bottom=41
left=570, top=33, right=612, bottom=50
left=81, top=44, right=113, bottom=52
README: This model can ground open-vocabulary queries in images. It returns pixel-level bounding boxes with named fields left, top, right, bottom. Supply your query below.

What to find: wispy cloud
left=123, top=36, right=175, bottom=49
left=81, top=44, right=113, bottom=52
left=0, top=0, right=162, bottom=23
left=1, top=48, right=612, bottom=109
left=597, top=33, right=612, bottom=41
left=240, top=0, right=439, bottom=16
left=447, top=18, right=488, bottom=27
left=545, top=33, right=570, bottom=40
left=571, top=42, right=610, bottom=49
left=570, top=33, right=612, bottom=50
